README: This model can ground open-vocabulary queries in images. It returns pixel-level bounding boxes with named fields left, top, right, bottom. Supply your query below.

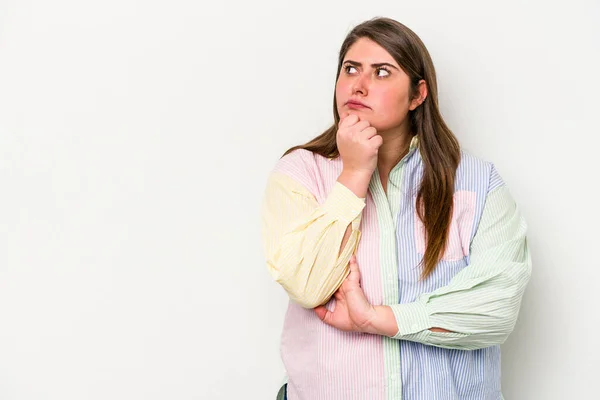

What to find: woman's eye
left=377, top=68, right=390, bottom=77
left=343, top=65, right=389, bottom=77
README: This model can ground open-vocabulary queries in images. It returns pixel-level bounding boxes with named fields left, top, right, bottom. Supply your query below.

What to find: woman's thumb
left=348, top=255, right=361, bottom=283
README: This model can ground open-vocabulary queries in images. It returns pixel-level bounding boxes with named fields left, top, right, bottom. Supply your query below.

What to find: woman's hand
left=314, top=255, right=454, bottom=336
left=314, top=255, right=378, bottom=333
left=336, top=114, right=382, bottom=177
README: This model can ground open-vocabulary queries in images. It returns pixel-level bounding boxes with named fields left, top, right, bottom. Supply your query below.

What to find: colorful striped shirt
left=261, top=136, right=532, bottom=399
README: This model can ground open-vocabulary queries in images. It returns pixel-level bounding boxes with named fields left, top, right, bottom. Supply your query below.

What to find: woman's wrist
left=365, top=305, right=399, bottom=337
left=337, top=168, right=373, bottom=199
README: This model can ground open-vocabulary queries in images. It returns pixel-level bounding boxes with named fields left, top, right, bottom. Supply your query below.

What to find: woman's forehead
left=343, top=38, right=397, bottom=66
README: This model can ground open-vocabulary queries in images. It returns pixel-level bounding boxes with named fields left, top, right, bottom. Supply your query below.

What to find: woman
left=261, top=17, right=531, bottom=400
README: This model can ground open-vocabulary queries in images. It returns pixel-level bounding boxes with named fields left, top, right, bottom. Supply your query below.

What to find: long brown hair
left=283, top=17, right=461, bottom=279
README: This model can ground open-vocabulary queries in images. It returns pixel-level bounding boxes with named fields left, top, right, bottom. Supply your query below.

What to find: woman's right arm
left=263, top=113, right=379, bottom=308
left=261, top=170, right=369, bottom=309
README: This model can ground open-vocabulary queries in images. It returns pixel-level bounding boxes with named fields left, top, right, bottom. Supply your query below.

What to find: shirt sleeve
left=261, top=171, right=366, bottom=309
left=388, top=184, right=532, bottom=350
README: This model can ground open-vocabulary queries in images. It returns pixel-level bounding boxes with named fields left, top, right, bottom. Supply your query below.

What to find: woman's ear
left=409, top=80, right=428, bottom=111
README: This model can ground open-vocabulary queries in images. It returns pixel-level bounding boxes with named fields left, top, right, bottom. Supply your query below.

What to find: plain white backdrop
left=0, top=0, right=598, bottom=399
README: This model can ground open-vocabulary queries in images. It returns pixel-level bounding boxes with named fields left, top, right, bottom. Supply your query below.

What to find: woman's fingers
left=339, top=113, right=359, bottom=128
left=314, top=305, right=328, bottom=322
left=347, top=255, right=362, bottom=285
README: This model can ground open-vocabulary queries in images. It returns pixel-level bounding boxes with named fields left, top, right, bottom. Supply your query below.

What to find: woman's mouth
left=346, top=100, right=370, bottom=109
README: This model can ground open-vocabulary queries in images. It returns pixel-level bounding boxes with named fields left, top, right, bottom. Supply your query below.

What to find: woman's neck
left=376, top=126, right=413, bottom=177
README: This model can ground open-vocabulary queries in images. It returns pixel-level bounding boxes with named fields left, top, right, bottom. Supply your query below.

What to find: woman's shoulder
left=272, top=148, right=339, bottom=177
left=458, top=148, right=492, bottom=168
left=456, top=148, right=505, bottom=194
left=271, top=148, right=316, bottom=177
left=268, top=148, right=340, bottom=199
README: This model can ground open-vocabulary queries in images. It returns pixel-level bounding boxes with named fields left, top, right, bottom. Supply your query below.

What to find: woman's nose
left=351, top=74, right=369, bottom=96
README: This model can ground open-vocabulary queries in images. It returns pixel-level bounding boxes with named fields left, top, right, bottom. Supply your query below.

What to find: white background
left=0, top=0, right=598, bottom=399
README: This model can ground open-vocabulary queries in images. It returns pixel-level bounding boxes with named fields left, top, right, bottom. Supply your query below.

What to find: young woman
left=261, top=17, right=531, bottom=400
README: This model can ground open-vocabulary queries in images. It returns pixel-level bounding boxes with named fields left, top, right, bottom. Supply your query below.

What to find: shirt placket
left=369, top=161, right=405, bottom=400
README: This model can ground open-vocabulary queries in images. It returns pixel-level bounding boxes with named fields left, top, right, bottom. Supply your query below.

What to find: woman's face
left=335, top=37, right=417, bottom=133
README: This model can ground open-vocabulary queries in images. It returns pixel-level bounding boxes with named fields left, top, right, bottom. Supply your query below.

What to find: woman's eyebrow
left=343, top=59, right=400, bottom=71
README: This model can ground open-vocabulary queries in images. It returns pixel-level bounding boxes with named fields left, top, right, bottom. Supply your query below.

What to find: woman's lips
left=346, top=101, right=369, bottom=110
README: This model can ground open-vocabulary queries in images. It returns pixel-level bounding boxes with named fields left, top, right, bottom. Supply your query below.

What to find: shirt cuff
left=321, top=181, right=366, bottom=226
left=389, top=301, right=431, bottom=339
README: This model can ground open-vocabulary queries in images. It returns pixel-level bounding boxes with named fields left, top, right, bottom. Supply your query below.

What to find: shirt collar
left=409, top=135, right=419, bottom=151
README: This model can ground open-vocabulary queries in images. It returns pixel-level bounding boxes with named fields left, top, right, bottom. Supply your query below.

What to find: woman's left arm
left=374, top=184, right=532, bottom=350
